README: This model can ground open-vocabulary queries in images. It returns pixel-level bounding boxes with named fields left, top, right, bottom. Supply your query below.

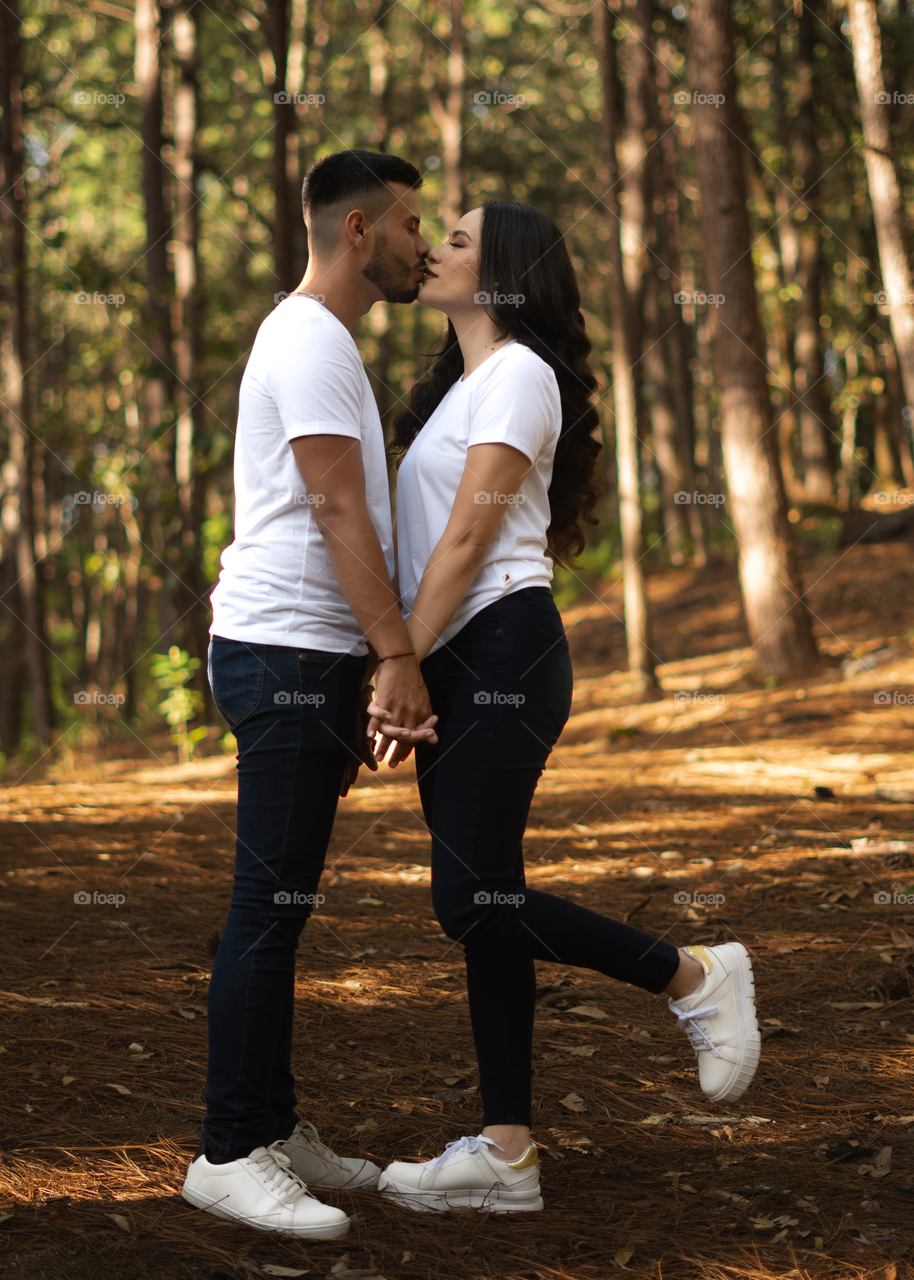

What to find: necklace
left=290, top=290, right=326, bottom=306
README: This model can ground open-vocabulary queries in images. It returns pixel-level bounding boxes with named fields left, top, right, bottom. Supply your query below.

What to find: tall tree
left=0, top=0, right=52, bottom=743
left=268, top=0, right=303, bottom=293
left=597, top=0, right=658, bottom=692
left=687, top=0, right=817, bottom=672
left=652, top=31, right=707, bottom=565
left=171, top=0, right=208, bottom=676
left=136, top=0, right=173, bottom=440
left=847, top=0, right=914, bottom=472
left=791, top=0, right=834, bottom=499
left=429, top=0, right=465, bottom=233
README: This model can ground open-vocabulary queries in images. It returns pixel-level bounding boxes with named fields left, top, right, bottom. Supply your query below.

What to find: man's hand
left=367, top=654, right=437, bottom=766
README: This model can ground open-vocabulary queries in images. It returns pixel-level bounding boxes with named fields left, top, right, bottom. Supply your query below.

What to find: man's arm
left=290, top=434, right=434, bottom=738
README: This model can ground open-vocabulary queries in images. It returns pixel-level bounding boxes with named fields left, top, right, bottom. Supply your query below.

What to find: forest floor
left=2, top=539, right=914, bottom=1280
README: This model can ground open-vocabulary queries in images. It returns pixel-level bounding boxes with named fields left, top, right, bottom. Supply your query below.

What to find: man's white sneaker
left=378, top=1135, right=543, bottom=1214
left=182, top=1146, right=350, bottom=1238
left=668, top=942, right=761, bottom=1103
left=270, top=1121, right=381, bottom=1190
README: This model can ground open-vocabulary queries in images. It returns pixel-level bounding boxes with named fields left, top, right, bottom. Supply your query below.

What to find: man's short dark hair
left=301, top=150, right=423, bottom=254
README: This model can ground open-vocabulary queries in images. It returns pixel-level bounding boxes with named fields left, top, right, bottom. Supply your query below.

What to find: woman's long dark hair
left=390, top=200, right=602, bottom=566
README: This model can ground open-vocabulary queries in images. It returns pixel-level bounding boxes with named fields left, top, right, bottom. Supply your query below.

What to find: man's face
left=361, top=184, right=430, bottom=304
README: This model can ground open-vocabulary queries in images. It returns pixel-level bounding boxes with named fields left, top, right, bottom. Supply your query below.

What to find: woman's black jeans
left=203, top=635, right=363, bottom=1158
left=414, top=587, right=681, bottom=1128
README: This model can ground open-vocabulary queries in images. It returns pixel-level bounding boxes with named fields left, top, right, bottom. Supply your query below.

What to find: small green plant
left=151, top=646, right=206, bottom=764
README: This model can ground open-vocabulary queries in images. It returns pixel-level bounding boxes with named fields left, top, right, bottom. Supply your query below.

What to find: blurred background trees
left=1, top=0, right=913, bottom=764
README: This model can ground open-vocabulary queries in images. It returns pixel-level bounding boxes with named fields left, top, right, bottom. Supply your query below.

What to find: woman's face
left=417, top=207, right=484, bottom=313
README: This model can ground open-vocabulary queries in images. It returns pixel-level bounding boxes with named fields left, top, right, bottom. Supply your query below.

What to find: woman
left=369, top=201, right=760, bottom=1214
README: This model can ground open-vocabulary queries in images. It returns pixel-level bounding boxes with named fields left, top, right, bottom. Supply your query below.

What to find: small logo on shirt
left=502, top=573, right=512, bottom=585
left=473, top=491, right=525, bottom=506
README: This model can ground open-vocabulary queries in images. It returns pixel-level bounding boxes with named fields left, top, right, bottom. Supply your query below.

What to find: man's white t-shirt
left=396, top=341, right=561, bottom=653
left=210, top=297, right=394, bottom=655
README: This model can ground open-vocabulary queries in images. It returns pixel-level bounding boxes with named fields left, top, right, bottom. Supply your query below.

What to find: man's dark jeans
left=414, top=588, right=681, bottom=1127
left=204, top=635, right=362, bottom=1157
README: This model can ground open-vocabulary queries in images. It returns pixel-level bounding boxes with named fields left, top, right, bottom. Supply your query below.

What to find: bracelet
left=376, top=650, right=416, bottom=662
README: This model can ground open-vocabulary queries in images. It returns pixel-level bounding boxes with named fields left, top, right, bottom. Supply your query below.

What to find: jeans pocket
left=209, top=638, right=268, bottom=730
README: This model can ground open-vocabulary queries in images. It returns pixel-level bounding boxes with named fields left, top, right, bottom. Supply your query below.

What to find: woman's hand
left=366, top=698, right=438, bottom=767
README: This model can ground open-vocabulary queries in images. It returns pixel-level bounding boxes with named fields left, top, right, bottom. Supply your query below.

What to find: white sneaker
left=270, top=1121, right=381, bottom=1190
left=668, top=942, right=761, bottom=1103
left=182, top=1146, right=350, bottom=1238
left=378, top=1135, right=543, bottom=1214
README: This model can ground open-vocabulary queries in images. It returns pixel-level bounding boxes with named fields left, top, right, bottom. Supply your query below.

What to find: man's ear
left=344, top=209, right=370, bottom=246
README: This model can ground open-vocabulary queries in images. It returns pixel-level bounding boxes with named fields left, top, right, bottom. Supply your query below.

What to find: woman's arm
left=406, top=441, right=531, bottom=660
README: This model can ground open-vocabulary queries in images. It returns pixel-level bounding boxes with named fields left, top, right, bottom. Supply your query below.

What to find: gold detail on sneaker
left=505, top=1144, right=540, bottom=1171
left=684, top=944, right=713, bottom=975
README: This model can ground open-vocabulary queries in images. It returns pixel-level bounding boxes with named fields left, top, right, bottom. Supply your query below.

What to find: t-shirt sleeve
left=466, top=351, right=561, bottom=463
left=267, top=316, right=365, bottom=444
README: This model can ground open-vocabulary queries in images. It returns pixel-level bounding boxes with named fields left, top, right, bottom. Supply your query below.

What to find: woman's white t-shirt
left=396, top=341, right=561, bottom=653
left=210, top=297, right=394, bottom=655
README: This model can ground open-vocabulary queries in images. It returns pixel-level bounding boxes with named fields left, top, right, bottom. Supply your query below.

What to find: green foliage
left=151, top=647, right=205, bottom=764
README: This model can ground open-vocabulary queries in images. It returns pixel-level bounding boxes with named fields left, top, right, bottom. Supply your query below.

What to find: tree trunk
left=597, top=0, right=657, bottom=692
left=136, top=0, right=173, bottom=420
left=643, top=275, right=687, bottom=565
left=429, top=0, right=465, bottom=232
left=268, top=0, right=301, bottom=294
left=687, top=0, right=817, bottom=673
left=792, top=0, right=834, bottom=499
left=847, top=0, right=914, bottom=447
left=171, top=0, right=208, bottom=683
left=0, top=0, right=52, bottom=744
left=651, top=35, right=706, bottom=565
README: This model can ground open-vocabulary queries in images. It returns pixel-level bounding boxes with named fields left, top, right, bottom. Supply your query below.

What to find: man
left=182, top=150, right=436, bottom=1238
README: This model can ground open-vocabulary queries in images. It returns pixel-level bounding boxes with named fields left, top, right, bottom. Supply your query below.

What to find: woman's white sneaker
left=182, top=1146, right=350, bottom=1238
left=378, top=1135, right=543, bottom=1214
left=668, top=942, right=761, bottom=1103
left=270, top=1121, right=381, bottom=1190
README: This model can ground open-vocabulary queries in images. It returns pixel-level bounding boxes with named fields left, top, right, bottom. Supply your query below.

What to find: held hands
left=366, top=653, right=438, bottom=767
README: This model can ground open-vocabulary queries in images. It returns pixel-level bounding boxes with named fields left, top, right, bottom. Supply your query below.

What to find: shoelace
left=250, top=1147, right=313, bottom=1203
left=426, top=1134, right=502, bottom=1173
left=672, top=1003, right=723, bottom=1057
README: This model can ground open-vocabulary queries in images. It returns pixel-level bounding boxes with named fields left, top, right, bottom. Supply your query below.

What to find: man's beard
left=361, top=234, right=422, bottom=303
